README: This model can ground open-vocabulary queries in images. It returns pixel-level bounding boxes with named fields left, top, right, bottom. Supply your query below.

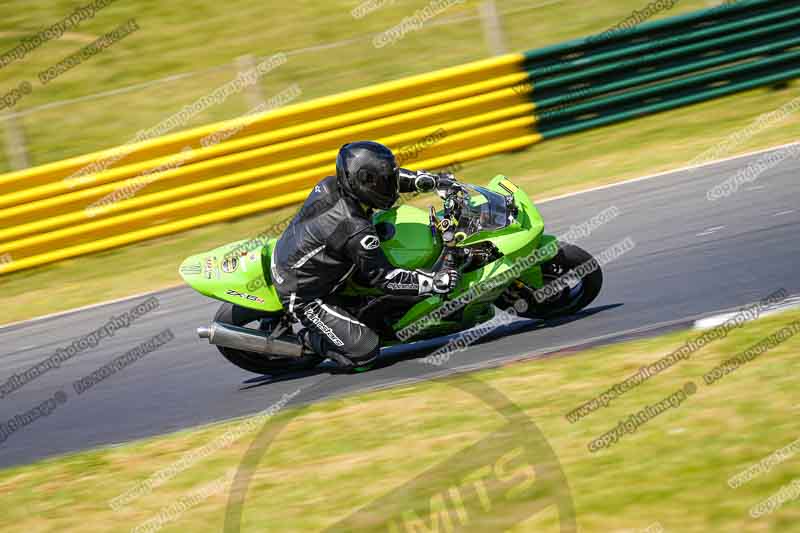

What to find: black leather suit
left=272, top=169, right=435, bottom=365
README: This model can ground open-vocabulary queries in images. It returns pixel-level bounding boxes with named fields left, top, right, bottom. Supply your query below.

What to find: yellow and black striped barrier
left=0, top=0, right=796, bottom=274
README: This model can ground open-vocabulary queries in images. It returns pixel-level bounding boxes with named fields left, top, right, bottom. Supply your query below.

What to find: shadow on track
left=239, top=303, right=623, bottom=390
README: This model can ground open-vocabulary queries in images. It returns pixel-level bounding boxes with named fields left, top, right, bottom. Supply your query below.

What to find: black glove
left=435, top=172, right=457, bottom=191
left=413, top=170, right=458, bottom=193
left=432, top=268, right=460, bottom=294
left=413, top=171, right=438, bottom=193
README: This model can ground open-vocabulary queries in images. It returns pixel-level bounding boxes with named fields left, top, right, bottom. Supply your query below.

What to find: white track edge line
left=535, top=141, right=800, bottom=204
left=693, top=298, right=800, bottom=330
left=0, top=286, right=178, bottom=331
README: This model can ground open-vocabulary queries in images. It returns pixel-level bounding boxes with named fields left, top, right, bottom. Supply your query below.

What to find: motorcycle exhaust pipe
left=197, top=322, right=304, bottom=358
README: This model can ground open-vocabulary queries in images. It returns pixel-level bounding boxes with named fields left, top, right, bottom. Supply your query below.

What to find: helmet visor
left=358, top=164, right=399, bottom=209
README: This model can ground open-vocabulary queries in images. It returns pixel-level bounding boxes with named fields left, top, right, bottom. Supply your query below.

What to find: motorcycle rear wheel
left=214, top=303, right=322, bottom=375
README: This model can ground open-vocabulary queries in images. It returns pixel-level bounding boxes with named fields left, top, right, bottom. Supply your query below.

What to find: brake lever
left=429, top=206, right=439, bottom=237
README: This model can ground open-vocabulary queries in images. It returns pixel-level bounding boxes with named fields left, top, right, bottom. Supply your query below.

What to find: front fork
left=515, top=233, right=559, bottom=290
left=494, top=233, right=558, bottom=311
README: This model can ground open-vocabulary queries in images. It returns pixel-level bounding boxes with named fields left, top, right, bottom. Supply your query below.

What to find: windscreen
left=455, top=185, right=509, bottom=236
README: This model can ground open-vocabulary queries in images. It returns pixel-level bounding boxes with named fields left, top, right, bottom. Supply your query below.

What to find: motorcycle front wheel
left=509, top=243, right=604, bottom=319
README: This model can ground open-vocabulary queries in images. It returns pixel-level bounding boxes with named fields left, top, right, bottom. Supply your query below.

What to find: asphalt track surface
left=1, top=145, right=798, bottom=468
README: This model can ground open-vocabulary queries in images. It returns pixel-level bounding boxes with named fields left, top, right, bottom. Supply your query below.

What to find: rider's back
left=272, top=176, right=373, bottom=302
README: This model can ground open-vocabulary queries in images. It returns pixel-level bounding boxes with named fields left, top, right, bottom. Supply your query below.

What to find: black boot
left=298, top=328, right=361, bottom=372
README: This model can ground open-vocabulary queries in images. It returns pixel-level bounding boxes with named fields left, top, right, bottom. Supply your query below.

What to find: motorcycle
left=179, top=175, right=603, bottom=374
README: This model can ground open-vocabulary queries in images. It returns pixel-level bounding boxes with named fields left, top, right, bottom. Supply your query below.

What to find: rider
left=272, top=141, right=460, bottom=370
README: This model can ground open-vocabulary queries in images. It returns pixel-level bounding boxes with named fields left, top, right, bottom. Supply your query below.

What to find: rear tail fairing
left=179, top=238, right=284, bottom=313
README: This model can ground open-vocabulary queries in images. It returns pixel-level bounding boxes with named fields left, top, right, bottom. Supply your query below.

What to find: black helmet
left=336, top=141, right=399, bottom=210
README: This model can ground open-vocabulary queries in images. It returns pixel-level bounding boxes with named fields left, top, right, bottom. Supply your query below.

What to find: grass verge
left=1, top=308, right=799, bottom=532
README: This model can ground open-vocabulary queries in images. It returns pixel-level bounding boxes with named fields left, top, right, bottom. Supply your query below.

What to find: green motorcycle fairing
left=179, top=175, right=561, bottom=341
left=373, top=204, right=442, bottom=270
left=178, top=239, right=283, bottom=314
left=387, top=175, right=557, bottom=340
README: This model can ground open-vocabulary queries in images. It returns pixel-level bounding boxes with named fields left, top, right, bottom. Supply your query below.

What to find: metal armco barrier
left=0, top=0, right=796, bottom=274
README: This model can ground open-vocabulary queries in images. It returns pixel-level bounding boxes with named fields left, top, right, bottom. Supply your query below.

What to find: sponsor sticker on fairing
left=225, top=289, right=265, bottom=304
left=221, top=257, right=239, bottom=273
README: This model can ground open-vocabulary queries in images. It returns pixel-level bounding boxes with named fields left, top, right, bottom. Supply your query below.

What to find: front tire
left=214, top=303, right=322, bottom=375
left=515, top=243, right=603, bottom=319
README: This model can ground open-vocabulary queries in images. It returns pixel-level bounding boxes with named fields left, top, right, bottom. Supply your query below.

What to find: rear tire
left=516, top=243, right=603, bottom=319
left=214, top=303, right=322, bottom=375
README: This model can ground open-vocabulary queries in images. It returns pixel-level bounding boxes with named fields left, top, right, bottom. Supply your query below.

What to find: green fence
left=523, top=0, right=800, bottom=139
